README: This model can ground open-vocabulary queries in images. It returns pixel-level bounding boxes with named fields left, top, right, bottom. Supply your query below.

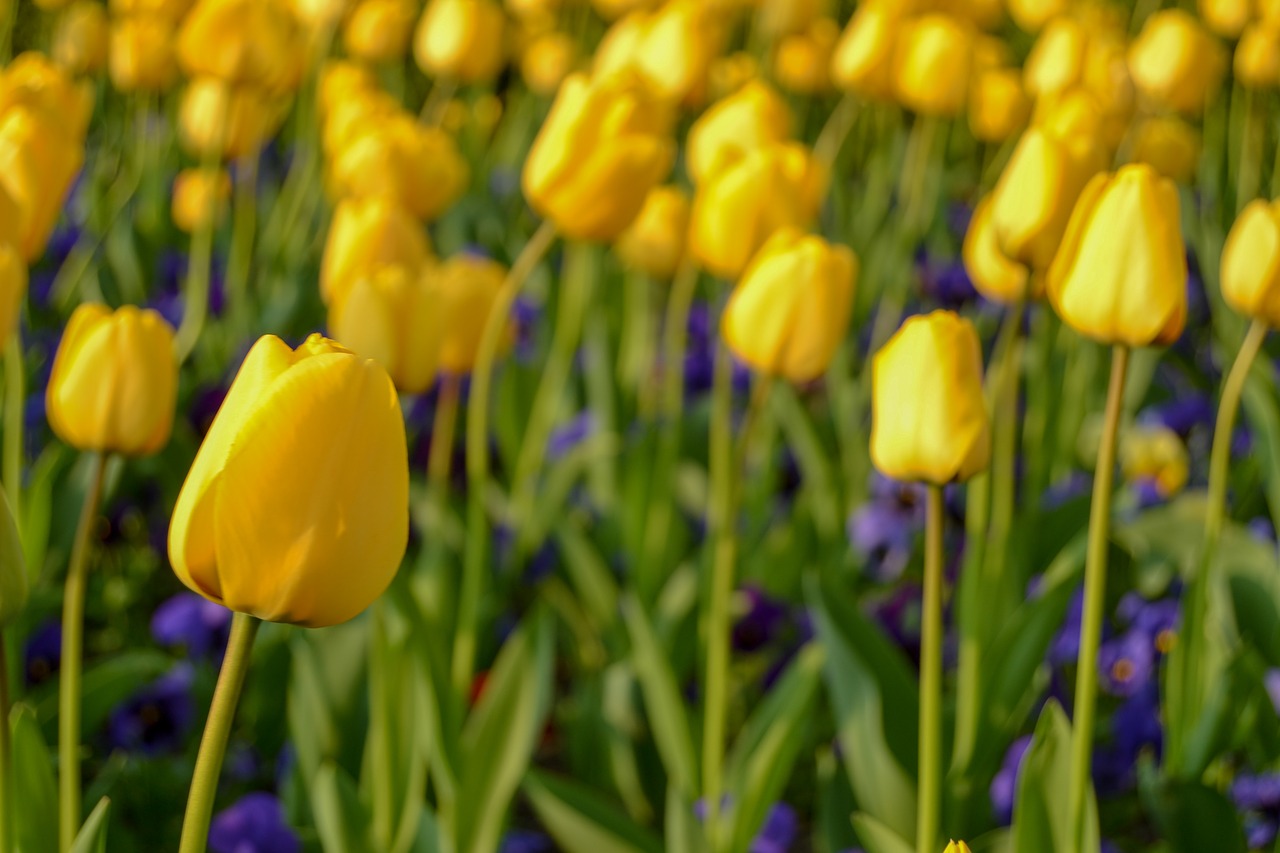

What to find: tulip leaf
left=523, top=769, right=663, bottom=853
left=69, top=797, right=111, bottom=853
left=312, top=761, right=372, bottom=853
left=663, top=786, right=709, bottom=853
left=850, top=812, right=915, bottom=853
left=1010, top=700, right=1099, bottom=853
left=555, top=520, right=621, bottom=631
left=1138, top=761, right=1246, bottom=853
left=10, top=704, right=58, bottom=853
left=19, top=445, right=63, bottom=585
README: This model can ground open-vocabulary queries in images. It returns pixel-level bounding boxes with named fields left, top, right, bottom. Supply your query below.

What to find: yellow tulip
left=110, top=0, right=193, bottom=19
left=1199, top=0, right=1251, bottom=38
left=830, top=4, right=902, bottom=101
left=0, top=52, right=94, bottom=139
left=429, top=253, right=513, bottom=373
left=774, top=17, right=839, bottom=94
left=168, top=334, right=409, bottom=627
left=507, top=0, right=560, bottom=18
left=172, top=167, right=232, bottom=234
left=1128, top=10, right=1225, bottom=116
left=689, top=141, right=824, bottom=280
left=1235, top=23, right=1280, bottom=89
left=1221, top=198, right=1280, bottom=328
left=942, top=843, right=973, bottom=853
left=1131, top=116, right=1201, bottom=184
left=289, top=0, right=354, bottom=30
left=329, top=115, right=468, bottom=221
left=318, top=60, right=378, bottom=118
left=721, top=228, right=857, bottom=383
left=54, top=1, right=110, bottom=76
left=1046, top=164, right=1187, bottom=347
left=707, top=51, right=760, bottom=100
left=686, top=79, right=790, bottom=185
left=321, top=87, right=401, bottom=157
left=0, top=106, right=86, bottom=262
left=892, top=14, right=974, bottom=117
left=591, top=0, right=659, bottom=19
left=0, top=488, right=26, bottom=628
left=962, top=196, right=1032, bottom=303
left=320, top=196, right=432, bottom=306
left=413, top=0, right=507, bottom=84
left=615, top=185, right=690, bottom=278
left=177, top=0, right=305, bottom=93
left=871, top=310, right=990, bottom=484
left=0, top=242, right=27, bottom=353
left=968, top=66, right=1029, bottom=143
left=1006, top=0, right=1068, bottom=32
left=178, top=77, right=282, bottom=161
left=521, top=30, right=577, bottom=96
left=594, top=0, right=723, bottom=105
left=330, top=265, right=443, bottom=395
left=109, top=17, right=179, bottom=93
left=344, top=0, right=418, bottom=64
left=756, top=0, right=821, bottom=38
left=46, top=304, right=178, bottom=457
left=1121, top=425, right=1189, bottom=499
left=523, top=71, right=674, bottom=241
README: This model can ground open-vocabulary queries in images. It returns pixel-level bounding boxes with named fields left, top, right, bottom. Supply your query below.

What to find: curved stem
left=178, top=613, right=260, bottom=853
left=3, top=336, right=22, bottom=521
left=814, top=93, right=858, bottom=172
left=453, top=220, right=557, bottom=703
left=0, top=630, right=11, bottom=853
left=1068, top=345, right=1130, bottom=849
left=428, top=375, right=461, bottom=508
left=917, top=484, right=945, bottom=853
left=58, top=453, right=109, bottom=853
left=1206, top=320, right=1267, bottom=547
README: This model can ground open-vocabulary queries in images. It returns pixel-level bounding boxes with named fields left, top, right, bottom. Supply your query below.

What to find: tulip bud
left=0, top=52, right=94, bottom=138
left=110, top=0, right=194, bottom=18
left=1221, top=198, right=1280, bottom=328
left=1235, top=23, right=1280, bottom=89
left=591, top=0, right=659, bottom=19
left=172, top=168, right=232, bottom=234
left=1046, top=164, right=1187, bottom=347
left=942, top=843, right=973, bottom=853
left=430, top=253, right=513, bottom=373
left=1131, top=116, right=1200, bottom=184
left=109, top=17, right=179, bottom=92
left=962, top=196, right=1032, bottom=304
left=1128, top=10, right=1225, bottom=116
left=329, top=115, right=468, bottom=222
left=413, top=0, right=507, bottom=84
left=871, top=310, right=990, bottom=484
left=774, top=17, right=839, bottom=94
left=0, top=487, right=26, bottom=628
left=290, top=0, right=354, bottom=30
left=968, top=66, right=1029, bottom=143
left=1199, top=0, right=1251, bottom=39
left=0, top=106, right=86, bottom=261
left=1121, top=425, right=1189, bottom=499
left=54, top=1, right=109, bottom=76
left=322, top=87, right=401, bottom=156
left=330, top=265, right=443, bottom=394
left=521, top=31, right=576, bottom=95
left=686, top=80, right=790, bottom=185
left=344, top=0, right=418, bottom=63
left=594, top=0, right=723, bottom=105
left=721, top=228, right=857, bottom=383
left=47, top=304, right=178, bottom=456
left=1006, top=0, right=1068, bottom=32
left=892, top=14, right=974, bottom=117
left=178, top=77, right=281, bottom=161
left=321, top=196, right=432, bottom=306
left=177, top=0, right=305, bottom=93
left=318, top=60, right=378, bottom=117
left=831, top=5, right=901, bottom=101
left=0, top=242, right=28, bottom=353
left=523, top=71, right=674, bottom=241
left=615, top=185, right=689, bottom=278
left=168, top=334, right=409, bottom=627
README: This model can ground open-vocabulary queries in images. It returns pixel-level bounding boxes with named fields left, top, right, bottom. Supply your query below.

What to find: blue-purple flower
left=209, top=793, right=301, bottom=853
left=990, top=735, right=1033, bottom=825
left=151, top=592, right=232, bottom=660
left=107, top=665, right=196, bottom=755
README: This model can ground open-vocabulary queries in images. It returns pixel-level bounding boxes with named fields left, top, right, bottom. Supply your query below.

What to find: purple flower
left=1097, top=630, right=1156, bottom=697
left=848, top=476, right=927, bottom=582
left=990, top=735, right=1033, bottom=825
left=501, top=830, right=554, bottom=853
left=1232, top=774, right=1280, bottom=812
left=1093, top=682, right=1162, bottom=794
left=107, top=665, right=196, bottom=755
left=916, top=251, right=979, bottom=309
left=24, top=621, right=61, bottom=686
left=1047, top=587, right=1084, bottom=667
left=151, top=593, right=233, bottom=660
left=1245, top=815, right=1278, bottom=850
left=1139, top=396, right=1214, bottom=439
left=750, top=802, right=798, bottom=853
left=733, top=586, right=790, bottom=653
left=548, top=412, right=596, bottom=459
left=1266, top=670, right=1280, bottom=716
left=209, top=793, right=300, bottom=853
left=1116, top=593, right=1179, bottom=642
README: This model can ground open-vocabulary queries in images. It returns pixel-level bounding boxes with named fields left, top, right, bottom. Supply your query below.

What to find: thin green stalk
left=1068, top=345, right=1130, bottom=850
left=1205, top=319, right=1267, bottom=558
left=174, top=174, right=218, bottom=365
left=453, top=220, right=558, bottom=703
left=3, top=336, right=22, bottom=521
left=814, top=92, right=858, bottom=171
left=178, top=613, right=260, bottom=853
left=618, top=270, right=655, bottom=413
left=225, top=151, right=259, bottom=340
left=987, top=304, right=1024, bottom=563
left=1236, top=87, right=1262, bottom=214
left=58, top=453, right=109, bottom=853
left=917, top=484, right=945, bottom=853
left=0, top=629, right=11, bottom=853
left=901, top=115, right=941, bottom=238
left=428, top=375, right=461, bottom=508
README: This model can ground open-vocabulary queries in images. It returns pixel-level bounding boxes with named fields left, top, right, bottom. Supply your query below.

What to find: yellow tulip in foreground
left=685, top=79, right=791, bottom=185
left=168, top=334, right=409, bottom=627
left=47, top=304, right=178, bottom=457
left=1047, top=164, right=1187, bottom=347
left=721, top=228, right=857, bottom=383
left=871, top=310, right=990, bottom=485
left=1222, top=199, right=1280, bottom=328
left=330, top=264, right=444, bottom=395
left=430, top=253, right=513, bottom=373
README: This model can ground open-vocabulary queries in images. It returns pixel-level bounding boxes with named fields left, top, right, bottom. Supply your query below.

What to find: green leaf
left=10, top=704, right=58, bottom=853
left=556, top=522, right=621, bottom=631
left=1139, top=768, right=1246, bottom=853
left=69, top=797, right=110, bottom=853
left=19, top=446, right=63, bottom=585
left=313, top=761, right=372, bottom=853
left=851, top=812, right=915, bottom=853
left=663, top=786, right=709, bottom=853
left=523, top=770, right=663, bottom=853
left=1010, top=701, right=1099, bottom=853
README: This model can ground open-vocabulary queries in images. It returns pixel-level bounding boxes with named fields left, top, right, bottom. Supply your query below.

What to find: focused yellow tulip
left=871, top=310, right=990, bottom=484
left=830, top=4, right=902, bottom=101
left=1046, top=164, right=1187, bottom=347
left=1222, top=198, right=1280, bottom=328
left=46, top=304, right=178, bottom=457
left=109, top=17, right=179, bottom=92
left=968, top=66, right=1029, bottom=143
left=320, top=196, right=432, bottom=306
left=330, top=265, right=443, bottom=395
left=1199, top=0, right=1251, bottom=38
left=430, top=253, right=513, bottom=373
left=168, top=334, right=409, bottom=628
left=178, top=77, right=282, bottom=161
left=177, top=0, right=305, bottom=93
left=1235, top=23, right=1280, bottom=89
left=0, top=106, right=86, bottom=261
left=1131, top=116, right=1201, bottom=184
left=594, top=0, right=723, bottom=105
left=892, top=13, right=974, bottom=117
left=0, top=488, right=26, bottom=628
left=0, top=242, right=27, bottom=353
left=686, top=79, right=790, bottom=185
left=1128, top=10, right=1225, bottom=116
left=962, top=196, right=1032, bottom=303
left=344, top=0, right=418, bottom=63
left=774, top=17, right=839, bottom=94
left=329, top=115, right=468, bottom=221
left=721, top=228, right=857, bottom=383
left=689, top=141, right=824, bottom=280
left=413, top=0, right=507, bottom=84
left=54, top=1, right=110, bottom=76
left=615, top=185, right=690, bottom=278
left=521, top=31, right=577, bottom=95
left=523, top=71, right=674, bottom=241
left=172, top=167, right=232, bottom=234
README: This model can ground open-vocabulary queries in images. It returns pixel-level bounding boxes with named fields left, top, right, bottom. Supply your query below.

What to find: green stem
left=1068, top=345, right=1130, bottom=850
left=58, top=453, right=108, bottom=853
left=428, top=375, right=461, bottom=509
left=1205, top=319, right=1267, bottom=557
left=453, top=220, right=558, bottom=704
left=3, top=336, right=22, bottom=522
left=178, top=613, right=260, bottom=853
left=901, top=115, right=941, bottom=238
left=225, top=152, right=259, bottom=341
left=917, top=484, right=945, bottom=853
left=0, top=629, right=11, bottom=853
left=814, top=92, right=858, bottom=171
left=988, top=305, right=1023, bottom=561
left=1236, top=88, right=1262, bottom=214
left=174, top=176, right=218, bottom=365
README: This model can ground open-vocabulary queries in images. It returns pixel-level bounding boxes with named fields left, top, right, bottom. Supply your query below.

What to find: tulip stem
left=174, top=173, right=218, bottom=365
left=3, top=336, right=22, bottom=521
left=225, top=152, right=259, bottom=343
left=0, top=629, right=12, bottom=853
left=428, top=375, right=461, bottom=508
left=1236, top=88, right=1263, bottom=214
left=814, top=93, right=858, bottom=172
left=901, top=115, right=941, bottom=237
left=58, top=452, right=108, bottom=853
left=420, top=77, right=458, bottom=127
left=917, top=484, right=945, bottom=853
left=454, top=219, right=558, bottom=704
left=178, top=613, right=260, bottom=853
left=1068, top=344, right=1130, bottom=850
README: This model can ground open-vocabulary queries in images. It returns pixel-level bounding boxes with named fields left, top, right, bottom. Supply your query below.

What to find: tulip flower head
left=344, top=0, right=418, bottom=64
left=168, top=334, right=409, bottom=627
left=892, top=13, right=974, bottom=118
left=414, top=0, right=507, bottom=84
left=1128, top=10, right=1225, bottom=116
left=109, top=16, right=180, bottom=93
left=320, top=196, right=432, bottom=306
left=962, top=195, right=1033, bottom=303
left=1222, top=198, right=1280, bottom=328
left=594, top=0, right=724, bottom=106
left=430, top=252, right=513, bottom=374
left=172, top=167, right=232, bottom=233
left=615, top=185, right=690, bottom=278
left=686, top=79, right=791, bottom=185
left=942, top=842, right=973, bottom=853
left=54, top=1, right=110, bottom=77
left=831, top=3, right=903, bottom=102
left=328, top=114, right=468, bottom=221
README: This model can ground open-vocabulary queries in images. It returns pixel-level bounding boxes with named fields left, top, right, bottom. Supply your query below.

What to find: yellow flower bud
left=0, top=106, right=86, bottom=261
left=0, top=52, right=94, bottom=139
left=109, top=17, right=179, bottom=93
left=168, top=334, right=408, bottom=627
left=686, top=79, right=790, bottom=185
left=594, top=0, right=723, bottom=105
left=774, top=17, right=839, bottom=94
left=871, top=310, right=990, bottom=484
left=110, top=0, right=193, bottom=20
left=1131, top=115, right=1201, bottom=184
left=172, top=167, right=232, bottom=234
left=1234, top=23, right=1280, bottom=89
left=1006, top=0, right=1068, bottom=32
left=330, top=265, right=443, bottom=394
left=289, top=0, right=354, bottom=30
left=521, top=30, right=576, bottom=95
left=689, top=141, right=824, bottom=280
left=0, top=487, right=26, bottom=628
left=54, top=1, right=109, bottom=76
left=1199, top=0, right=1251, bottom=39
left=1221, top=198, right=1280, bottom=328
left=523, top=71, right=674, bottom=241
left=1046, top=164, right=1187, bottom=347
left=344, top=0, right=418, bottom=64
left=615, top=185, right=689, bottom=278
left=178, top=77, right=282, bottom=161
left=413, top=0, right=507, bottom=84
left=430, top=253, right=513, bottom=373
left=0, top=242, right=27, bottom=353
left=321, top=87, right=401, bottom=156
left=892, top=14, right=974, bottom=117
left=968, top=66, right=1029, bottom=143
left=1121, top=425, right=1189, bottom=499
left=942, top=842, right=973, bottom=853
left=318, top=60, right=378, bottom=118
left=722, top=228, right=857, bottom=383
left=591, top=0, right=659, bottom=19
left=1023, top=15, right=1086, bottom=99
left=329, top=115, right=468, bottom=222
left=507, top=0, right=560, bottom=18
left=962, top=196, right=1032, bottom=304
left=46, top=304, right=178, bottom=457
left=177, top=0, right=305, bottom=93
left=1128, top=10, right=1225, bottom=116
left=831, top=5, right=901, bottom=101
left=321, top=196, right=432, bottom=306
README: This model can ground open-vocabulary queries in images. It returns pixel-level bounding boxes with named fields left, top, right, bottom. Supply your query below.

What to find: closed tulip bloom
left=109, top=17, right=179, bottom=92
left=178, top=77, right=281, bottom=160
left=321, top=87, right=401, bottom=156
left=1121, top=425, right=1189, bottom=499
left=329, top=115, right=467, bottom=221
left=321, top=196, right=432, bottom=305
left=110, top=0, right=193, bottom=20
left=430, top=253, right=513, bottom=373
left=290, top=0, right=354, bottom=30
left=523, top=71, right=674, bottom=241
left=615, top=185, right=689, bottom=278
left=0, top=488, right=26, bottom=628
left=54, top=1, right=109, bottom=76
left=1132, top=116, right=1201, bottom=184
left=0, top=242, right=27, bottom=352
left=774, top=18, right=839, bottom=94
left=942, top=843, right=973, bottom=853
left=1006, top=0, right=1067, bottom=32
left=1199, top=0, right=1251, bottom=38
left=344, top=0, right=418, bottom=63
left=721, top=229, right=857, bottom=383
left=831, top=5, right=901, bottom=101
left=521, top=31, right=576, bottom=95
left=686, top=80, right=790, bottom=185
left=892, top=14, right=974, bottom=117
left=757, top=0, right=821, bottom=37
left=172, top=167, right=232, bottom=234
left=1023, top=15, right=1087, bottom=98
left=413, top=0, right=506, bottom=84
left=968, top=67, right=1029, bottom=143
left=0, top=106, right=86, bottom=261
left=177, top=0, right=304, bottom=93
left=330, top=265, right=444, bottom=394
left=1046, top=164, right=1187, bottom=347
left=47, top=304, right=178, bottom=456
left=1128, top=10, right=1225, bottom=115
left=1221, top=198, right=1280, bottom=327
left=318, top=60, right=378, bottom=117
left=962, top=196, right=1032, bottom=303
left=1235, top=24, right=1280, bottom=89
left=168, top=334, right=409, bottom=627
left=0, top=52, right=94, bottom=138
left=871, top=310, right=990, bottom=485
left=594, top=0, right=723, bottom=105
